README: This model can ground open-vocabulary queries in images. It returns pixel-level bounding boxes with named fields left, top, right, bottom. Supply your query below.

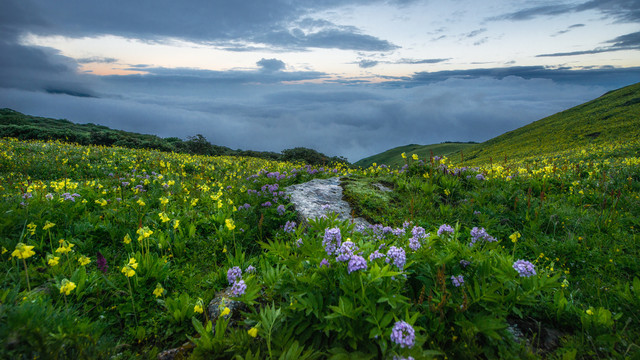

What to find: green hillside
left=355, top=142, right=477, bottom=168
left=456, top=82, right=640, bottom=166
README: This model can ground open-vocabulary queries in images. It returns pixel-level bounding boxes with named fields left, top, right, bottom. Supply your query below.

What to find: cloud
left=552, top=23, right=585, bottom=36
left=397, top=58, right=450, bottom=65
left=76, top=57, right=118, bottom=64
left=464, top=28, right=487, bottom=38
left=254, top=27, right=399, bottom=51
left=358, top=60, right=379, bottom=68
left=538, top=31, right=640, bottom=56
left=257, top=58, right=286, bottom=72
left=492, top=0, right=640, bottom=23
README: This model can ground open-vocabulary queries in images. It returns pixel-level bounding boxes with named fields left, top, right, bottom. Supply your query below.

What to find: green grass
left=354, top=142, right=477, bottom=168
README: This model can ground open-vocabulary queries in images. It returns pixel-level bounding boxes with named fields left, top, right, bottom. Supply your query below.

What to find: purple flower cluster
left=369, top=250, right=385, bottom=261
left=323, top=227, right=342, bottom=256
left=386, top=246, right=406, bottom=270
left=469, top=227, right=496, bottom=246
left=347, top=255, right=367, bottom=273
left=230, top=279, right=247, bottom=297
left=227, top=266, right=242, bottom=285
left=451, top=275, right=464, bottom=287
left=238, top=203, right=251, bottom=210
left=437, top=224, right=455, bottom=236
left=476, top=173, right=486, bottom=181
left=392, top=227, right=406, bottom=236
left=460, top=259, right=471, bottom=268
left=261, top=201, right=272, bottom=207
left=390, top=321, right=415, bottom=348
left=335, top=241, right=358, bottom=262
left=245, top=265, right=256, bottom=273
left=277, top=205, right=286, bottom=215
left=319, top=258, right=330, bottom=268
left=513, top=260, right=536, bottom=277
left=296, top=238, right=303, bottom=248
left=409, top=226, right=428, bottom=251
left=61, top=193, right=81, bottom=202
left=283, top=221, right=296, bottom=233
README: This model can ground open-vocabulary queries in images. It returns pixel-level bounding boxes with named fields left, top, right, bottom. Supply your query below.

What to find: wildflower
left=48, top=256, right=60, bottom=266
left=225, top=218, right=236, bottom=231
left=296, top=238, right=303, bottom=248
left=283, top=220, right=296, bottom=233
left=451, top=275, right=464, bottom=287
left=401, top=152, right=406, bottom=159
left=230, top=279, right=247, bottom=297
left=12, top=243, right=36, bottom=259
left=437, top=224, right=454, bottom=236
left=123, top=233, right=132, bottom=244
left=248, top=327, right=258, bottom=337
left=95, top=198, right=108, bottom=206
left=121, top=258, right=138, bottom=277
left=136, top=227, right=153, bottom=241
left=26, top=223, right=37, bottom=236
left=78, top=255, right=91, bottom=266
left=96, top=251, right=108, bottom=273
left=369, top=250, right=385, bottom=261
left=277, top=204, right=286, bottom=215
left=245, top=265, right=256, bottom=273
left=55, top=240, right=74, bottom=254
left=513, top=259, right=536, bottom=278
left=2, top=247, right=7, bottom=254
left=412, top=154, right=418, bottom=160
left=136, top=198, right=146, bottom=206
left=476, top=173, right=486, bottom=181
left=323, top=227, right=342, bottom=256
left=153, top=283, right=164, bottom=297
left=586, top=308, right=594, bottom=315
left=386, top=246, right=406, bottom=270
left=59, top=279, right=76, bottom=295
left=348, top=255, right=367, bottom=273
left=43, top=221, right=56, bottom=231
left=158, top=212, right=170, bottom=223
left=220, top=307, right=231, bottom=317
left=159, top=196, right=169, bottom=205
left=173, top=219, right=180, bottom=229
left=194, top=298, right=204, bottom=314
left=510, top=231, right=521, bottom=243
left=190, top=198, right=199, bottom=207
left=469, top=227, right=496, bottom=246
left=460, top=259, right=471, bottom=268
left=390, top=321, right=415, bottom=348
left=227, top=266, right=243, bottom=284
left=336, top=241, right=358, bottom=262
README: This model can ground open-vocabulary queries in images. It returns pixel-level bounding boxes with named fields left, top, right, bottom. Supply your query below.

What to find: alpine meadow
left=1, top=82, right=639, bottom=359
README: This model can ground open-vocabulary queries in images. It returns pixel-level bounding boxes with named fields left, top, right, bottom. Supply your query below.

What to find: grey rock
left=207, top=286, right=247, bottom=326
left=284, top=177, right=369, bottom=227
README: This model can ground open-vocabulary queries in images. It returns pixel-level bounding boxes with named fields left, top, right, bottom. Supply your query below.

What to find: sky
left=1, top=0, right=639, bottom=162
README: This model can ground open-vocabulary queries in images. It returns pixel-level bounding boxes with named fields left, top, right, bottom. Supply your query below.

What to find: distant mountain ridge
left=354, top=142, right=477, bottom=168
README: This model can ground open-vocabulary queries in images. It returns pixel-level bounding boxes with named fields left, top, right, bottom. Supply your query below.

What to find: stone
left=284, top=177, right=369, bottom=227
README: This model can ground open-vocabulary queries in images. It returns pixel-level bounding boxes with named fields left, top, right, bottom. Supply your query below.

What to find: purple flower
left=408, top=238, right=421, bottom=251
left=261, top=201, right=272, bottom=207
left=296, top=238, right=303, bottom=248
left=277, top=205, right=286, bottom=215
left=460, top=259, right=471, bottom=268
left=469, top=227, right=496, bottom=246
left=323, top=227, right=342, bottom=256
left=390, top=321, right=415, bottom=348
left=451, top=275, right=464, bottom=287
left=283, top=221, right=296, bottom=233
left=45, top=193, right=53, bottom=200
left=245, top=265, right=256, bottom=273
left=411, top=226, right=427, bottom=239
left=22, top=192, right=32, bottom=200
left=227, top=266, right=242, bottom=285
left=513, top=260, right=536, bottom=278
left=386, top=246, right=406, bottom=270
left=335, top=241, right=358, bottom=262
left=392, top=227, right=406, bottom=236
left=369, top=250, right=385, bottom=261
left=230, top=279, right=247, bottom=297
left=96, top=251, right=108, bottom=274
left=348, top=255, right=367, bottom=273
left=476, top=173, right=486, bottom=181
left=437, top=224, right=454, bottom=236
left=319, top=258, right=330, bottom=268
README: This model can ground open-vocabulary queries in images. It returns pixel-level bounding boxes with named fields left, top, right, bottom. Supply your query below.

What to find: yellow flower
left=136, top=227, right=153, bottom=241
left=12, top=243, right=36, bottom=259
left=586, top=309, right=594, bottom=315
left=121, top=265, right=136, bottom=277
left=27, top=223, right=37, bottom=236
left=136, top=198, right=146, bottom=206
left=1, top=246, right=7, bottom=255
left=95, top=198, right=108, bottom=206
left=48, top=256, right=60, bottom=266
left=509, top=232, right=521, bottom=243
left=248, top=327, right=258, bottom=337
left=223, top=247, right=227, bottom=253
left=225, top=218, right=236, bottom=231
left=173, top=220, right=180, bottom=230
left=78, top=255, right=91, bottom=266
left=190, top=198, right=199, bottom=207
left=444, top=189, right=451, bottom=196
left=128, top=257, right=138, bottom=269
left=412, top=154, right=418, bottom=160
left=60, top=279, right=76, bottom=295
left=43, top=221, right=56, bottom=231
left=401, top=152, right=406, bottom=159
left=123, top=233, right=132, bottom=244
left=153, top=283, right=164, bottom=298
left=220, top=307, right=231, bottom=317
left=159, top=197, right=169, bottom=205
left=194, top=298, right=204, bottom=314
left=55, top=240, right=74, bottom=254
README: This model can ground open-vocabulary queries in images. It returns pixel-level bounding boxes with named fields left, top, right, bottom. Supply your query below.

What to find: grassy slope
left=455, top=82, right=640, bottom=165
left=354, top=142, right=477, bottom=168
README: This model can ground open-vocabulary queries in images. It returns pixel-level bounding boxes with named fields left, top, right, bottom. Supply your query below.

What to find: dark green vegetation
left=0, top=108, right=348, bottom=166
left=355, top=142, right=477, bottom=168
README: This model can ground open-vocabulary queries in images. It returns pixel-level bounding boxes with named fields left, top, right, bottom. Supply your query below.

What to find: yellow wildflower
left=1, top=246, right=7, bottom=255
left=27, top=223, right=37, bottom=236
left=509, top=232, right=521, bottom=243
left=55, top=240, right=74, bottom=254
left=153, top=283, right=164, bottom=298
left=159, top=197, right=169, bottom=205
left=190, top=198, right=199, bottom=207
left=128, top=257, right=138, bottom=269
left=248, top=327, right=258, bottom=337
left=78, top=255, right=91, bottom=266
left=412, top=154, right=418, bottom=160
left=401, top=152, right=406, bottom=159
left=60, top=279, right=76, bottom=295
left=136, top=198, right=146, bottom=206
left=586, top=309, right=593, bottom=315
left=220, top=307, right=231, bottom=317
left=12, top=243, right=36, bottom=259
left=43, top=221, right=56, bottom=231
left=95, top=198, right=108, bottom=206
left=225, top=219, right=236, bottom=231
left=136, top=227, right=153, bottom=241
left=173, top=220, right=180, bottom=230
left=48, top=256, right=60, bottom=266
left=158, top=212, right=170, bottom=223
left=123, top=233, right=132, bottom=244
left=194, top=298, right=204, bottom=314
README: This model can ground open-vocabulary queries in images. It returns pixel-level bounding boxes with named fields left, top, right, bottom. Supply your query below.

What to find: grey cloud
left=76, top=57, right=118, bottom=64
left=255, top=27, right=399, bottom=51
left=608, top=31, right=640, bottom=47
left=358, top=60, right=379, bottom=68
left=464, top=28, right=487, bottom=38
left=397, top=58, right=450, bottom=64
left=538, top=31, right=640, bottom=56
left=492, top=0, right=640, bottom=23
left=257, top=58, right=286, bottom=72
left=552, top=23, right=585, bottom=36
left=492, top=4, right=574, bottom=21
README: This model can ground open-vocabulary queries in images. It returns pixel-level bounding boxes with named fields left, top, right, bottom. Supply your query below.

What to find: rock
left=285, top=177, right=370, bottom=227
left=372, top=183, right=392, bottom=192
left=157, top=342, right=194, bottom=360
left=207, top=286, right=247, bottom=326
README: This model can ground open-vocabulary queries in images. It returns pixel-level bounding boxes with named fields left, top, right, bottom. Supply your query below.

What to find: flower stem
left=126, top=276, right=139, bottom=327
left=22, top=258, right=31, bottom=291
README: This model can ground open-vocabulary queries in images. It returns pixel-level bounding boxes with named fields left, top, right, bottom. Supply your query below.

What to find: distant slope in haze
left=354, top=142, right=477, bottom=168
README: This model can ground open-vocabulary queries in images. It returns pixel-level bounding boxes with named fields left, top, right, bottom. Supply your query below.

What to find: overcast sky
left=1, top=0, right=639, bottom=161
